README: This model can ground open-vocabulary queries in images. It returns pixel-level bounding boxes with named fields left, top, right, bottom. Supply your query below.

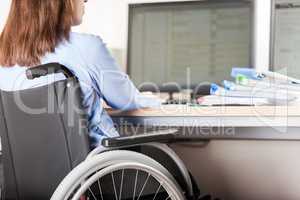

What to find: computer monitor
left=127, top=0, right=254, bottom=93
left=271, top=0, right=300, bottom=78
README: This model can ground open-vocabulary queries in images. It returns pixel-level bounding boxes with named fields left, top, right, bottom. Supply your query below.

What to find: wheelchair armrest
left=26, top=63, right=74, bottom=80
left=102, top=129, right=179, bottom=148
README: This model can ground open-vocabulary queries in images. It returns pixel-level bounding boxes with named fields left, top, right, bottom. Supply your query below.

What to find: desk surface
left=108, top=105, right=300, bottom=117
left=108, top=105, right=300, bottom=129
left=108, top=105, right=300, bottom=140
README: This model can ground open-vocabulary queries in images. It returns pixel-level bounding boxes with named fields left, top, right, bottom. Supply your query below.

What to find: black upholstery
left=0, top=67, right=90, bottom=199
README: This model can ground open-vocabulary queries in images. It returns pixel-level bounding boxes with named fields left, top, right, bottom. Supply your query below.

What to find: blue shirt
left=0, top=32, right=161, bottom=147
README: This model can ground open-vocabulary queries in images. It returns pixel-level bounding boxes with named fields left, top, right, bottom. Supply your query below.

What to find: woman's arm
left=100, top=70, right=161, bottom=110
left=76, top=34, right=161, bottom=110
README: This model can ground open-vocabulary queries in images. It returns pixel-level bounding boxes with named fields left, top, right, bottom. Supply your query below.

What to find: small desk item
left=231, top=68, right=300, bottom=84
left=197, top=95, right=269, bottom=106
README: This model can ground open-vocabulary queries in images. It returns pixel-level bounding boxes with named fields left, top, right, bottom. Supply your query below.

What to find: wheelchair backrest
left=0, top=69, right=90, bottom=199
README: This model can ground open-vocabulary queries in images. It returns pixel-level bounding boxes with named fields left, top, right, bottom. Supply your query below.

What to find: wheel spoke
left=137, top=173, right=150, bottom=200
left=119, top=169, right=124, bottom=200
left=165, top=196, right=171, bottom=200
left=97, top=179, right=104, bottom=200
left=152, top=182, right=162, bottom=200
left=88, top=187, right=97, bottom=200
left=111, top=172, right=118, bottom=200
left=133, top=170, right=139, bottom=200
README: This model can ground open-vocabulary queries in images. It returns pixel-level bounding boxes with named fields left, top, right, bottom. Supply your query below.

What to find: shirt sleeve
left=76, top=34, right=161, bottom=110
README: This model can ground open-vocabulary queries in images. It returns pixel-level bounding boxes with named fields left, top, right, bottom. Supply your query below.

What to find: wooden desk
left=108, top=105, right=300, bottom=140
left=109, top=105, right=300, bottom=117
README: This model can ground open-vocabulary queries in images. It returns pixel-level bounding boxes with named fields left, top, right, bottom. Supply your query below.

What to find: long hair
left=0, top=0, right=74, bottom=67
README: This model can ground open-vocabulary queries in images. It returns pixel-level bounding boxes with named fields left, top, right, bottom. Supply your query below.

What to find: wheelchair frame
left=0, top=63, right=205, bottom=200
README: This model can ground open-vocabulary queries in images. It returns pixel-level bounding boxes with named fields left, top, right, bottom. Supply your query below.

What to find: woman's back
left=0, top=32, right=126, bottom=93
left=0, top=32, right=97, bottom=91
left=0, top=32, right=119, bottom=146
left=0, top=0, right=160, bottom=147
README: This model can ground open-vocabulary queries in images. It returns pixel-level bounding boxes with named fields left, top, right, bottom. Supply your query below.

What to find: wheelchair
left=0, top=63, right=213, bottom=200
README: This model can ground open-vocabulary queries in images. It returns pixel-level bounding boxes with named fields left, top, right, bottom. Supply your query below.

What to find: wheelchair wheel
left=51, top=150, right=186, bottom=200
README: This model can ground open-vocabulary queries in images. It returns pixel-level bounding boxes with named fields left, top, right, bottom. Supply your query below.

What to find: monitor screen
left=127, top=0, right=253, bottom=92
left=271, top=0, right=300, bottom=78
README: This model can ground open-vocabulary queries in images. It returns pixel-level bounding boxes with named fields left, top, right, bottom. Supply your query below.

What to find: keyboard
left=163, top=98, right=199, bottom=105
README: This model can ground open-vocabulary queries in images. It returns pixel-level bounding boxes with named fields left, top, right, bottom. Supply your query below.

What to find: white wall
left=0, top=0, right=10, bottom=32
left=253, top=0, right=272, bottom=72
left=0, top=0, right=272, bottom=70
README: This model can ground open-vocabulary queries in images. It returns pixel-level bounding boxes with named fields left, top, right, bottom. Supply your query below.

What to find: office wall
left=0, top=0, right=10, bottom=32
left=0, top=0, right=271, bottom=70
left=253, top=0, right=271, bottom=72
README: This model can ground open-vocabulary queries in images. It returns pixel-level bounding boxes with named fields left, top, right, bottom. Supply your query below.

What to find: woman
left=0, top=0, right=161, bottom=147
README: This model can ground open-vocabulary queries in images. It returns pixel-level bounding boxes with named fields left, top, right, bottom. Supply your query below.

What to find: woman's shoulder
left=67, top=32, right=112, bottom=66
left=69, top=32, right=103, bottom=47
left=67, top=32, right=106, bottom=57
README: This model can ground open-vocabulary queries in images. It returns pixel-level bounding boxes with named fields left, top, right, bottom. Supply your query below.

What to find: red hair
left=0, top=0, right=74, bottom=67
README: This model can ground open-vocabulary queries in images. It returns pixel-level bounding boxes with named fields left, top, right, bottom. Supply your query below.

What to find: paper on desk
left=212, top=84, right=297, bottom=100
left=223, top=80, right=300, bottom=100
left=223, top=80, right=300, bottom=93
left=236, top=79, right=300, bottom=93
left=198, top=95, right=269, bottom=106
left=210, top=84, right=298, bottom=105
